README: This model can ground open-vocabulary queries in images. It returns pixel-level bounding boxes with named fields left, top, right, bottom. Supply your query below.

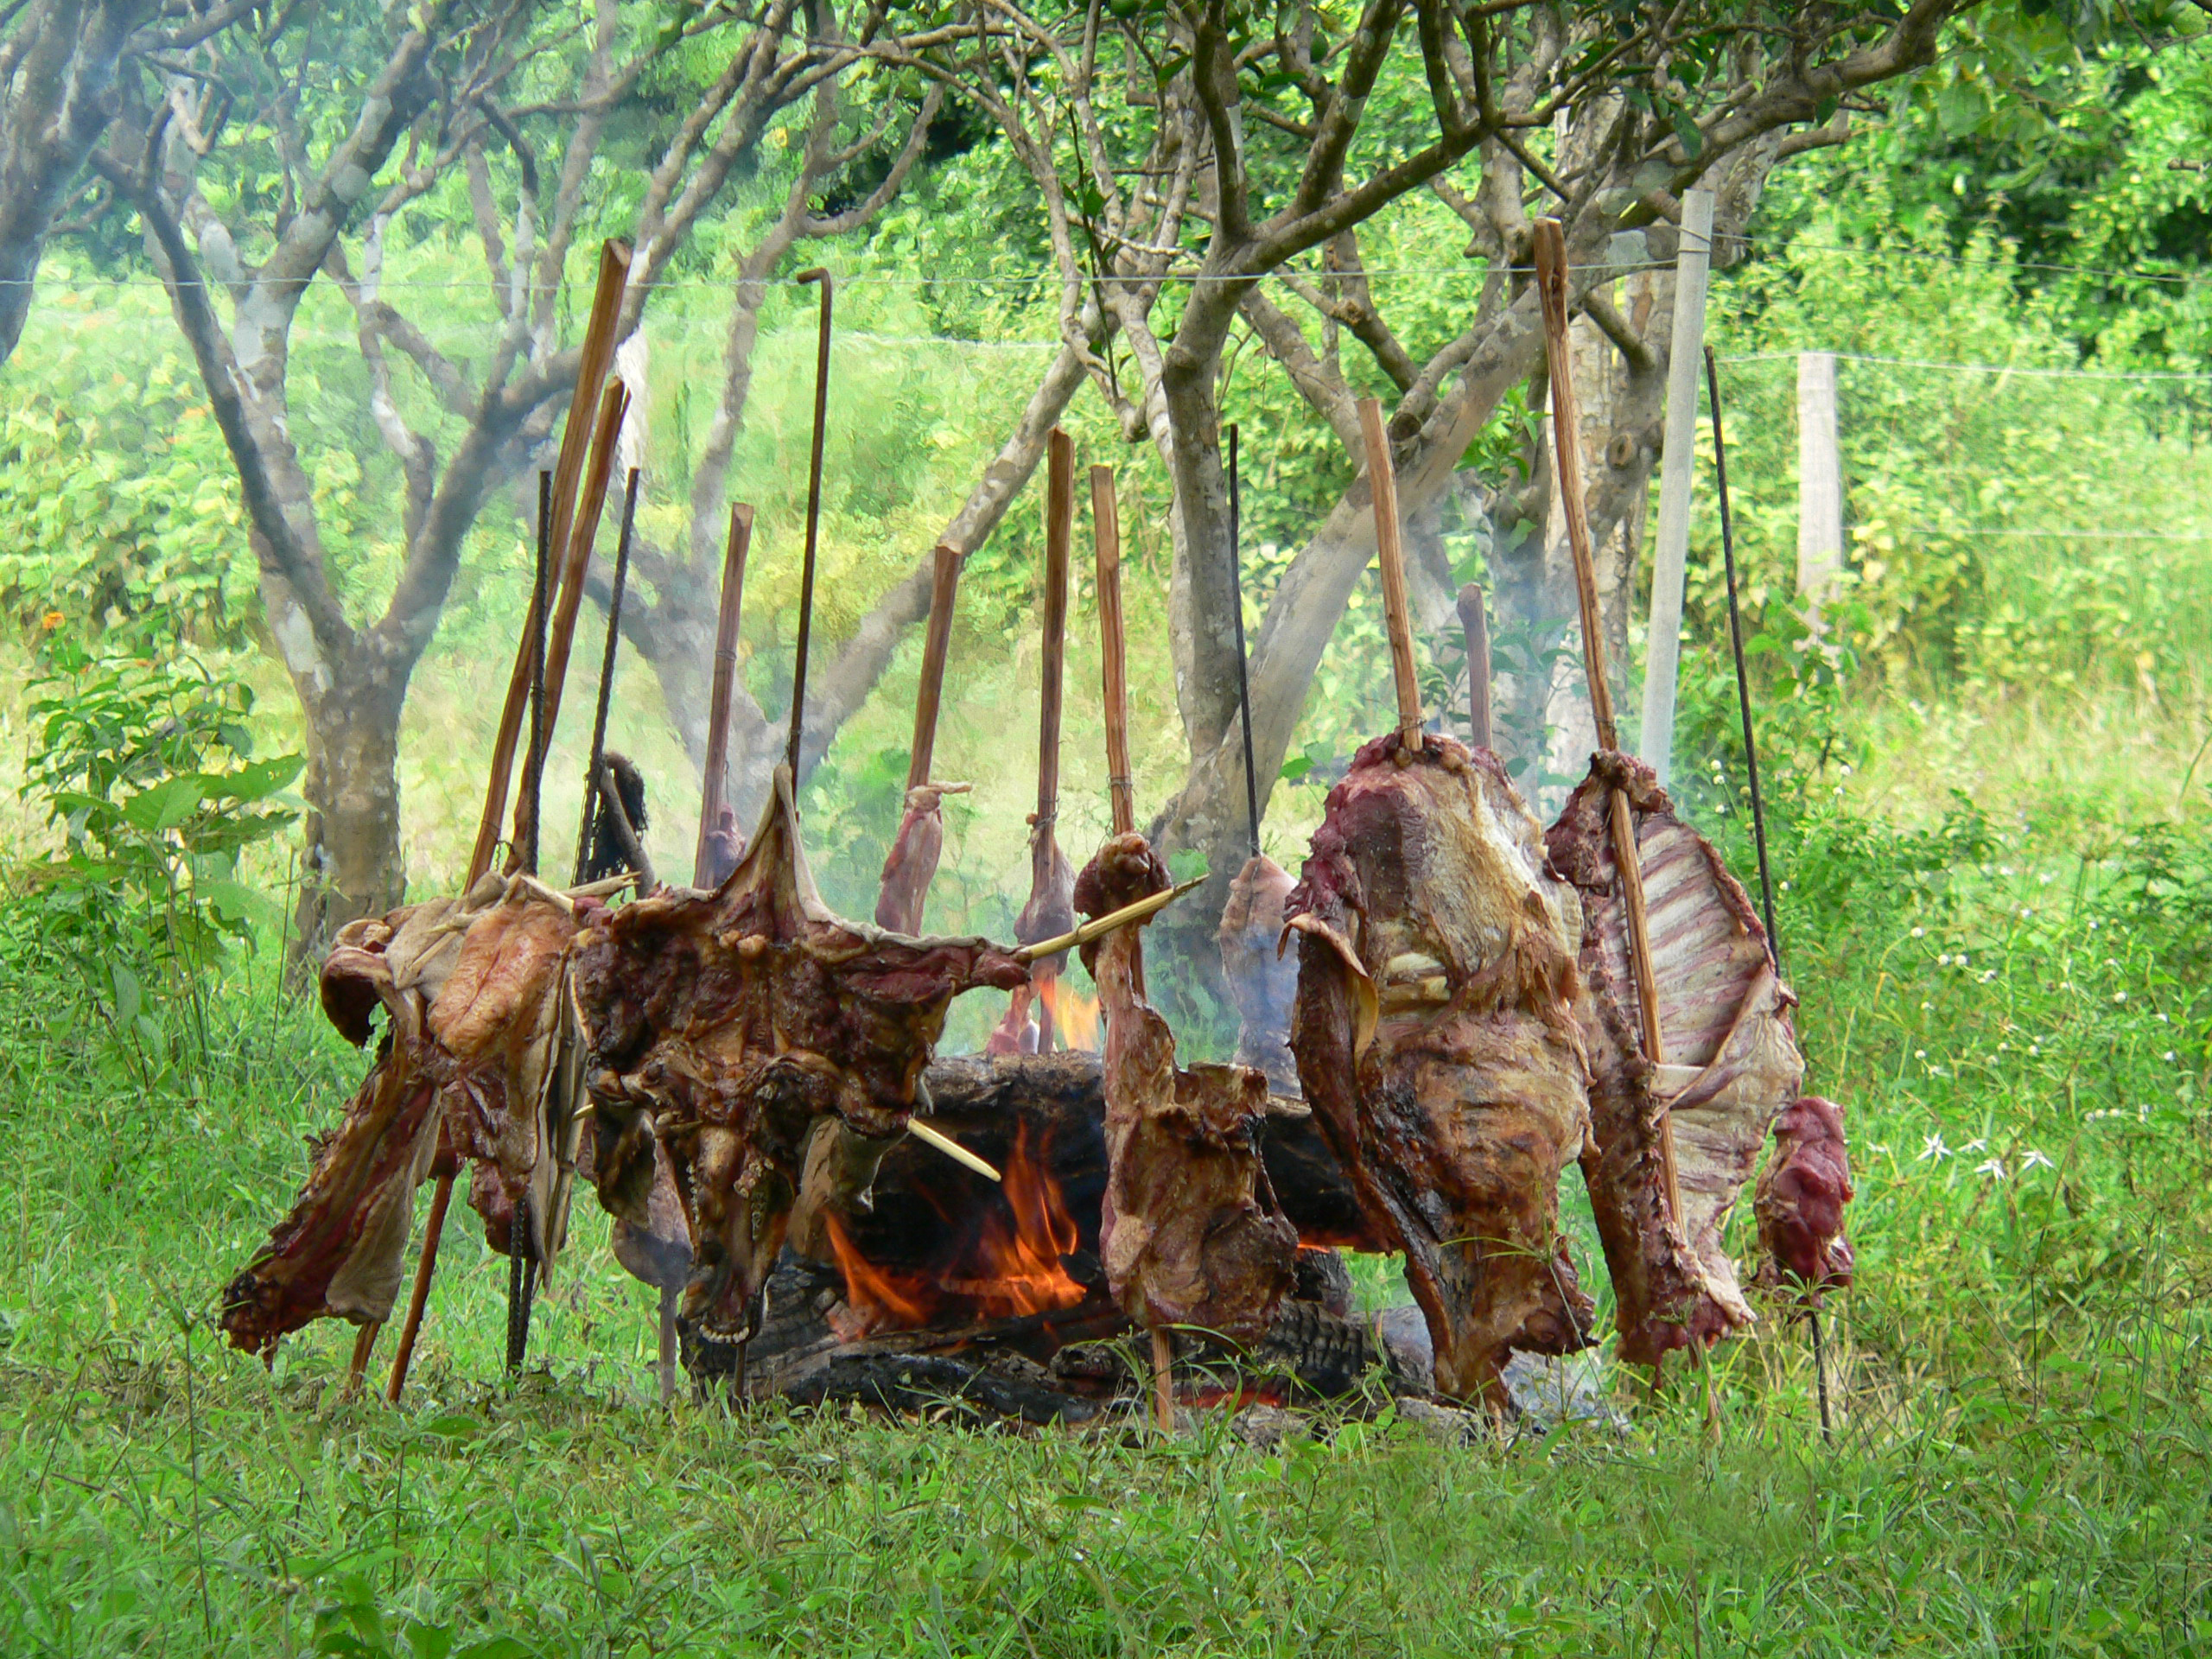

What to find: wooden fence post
left=1636, top=188, right=1715, bottom=790
left=1796, top=351, right=1844, bottom=617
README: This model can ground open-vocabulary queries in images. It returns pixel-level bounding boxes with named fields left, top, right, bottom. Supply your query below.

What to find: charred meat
left=571, top=766, right=1027, bottom=1345
left=1546, top=751, right=1805, bottom=1364
left=1286, top=731, right=1593, bottom=1402
left=874, top=782, right=967, bottom=935
left=1077, top=833, right=1297, bottom=1344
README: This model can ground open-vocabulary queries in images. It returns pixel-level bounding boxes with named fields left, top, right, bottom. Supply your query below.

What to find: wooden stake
left=695, top=504, right=753, bottom=886
left=1090, top=465, right=1135, bottom=836
left=383, top=1169, right=453, bottom=1402
left=906, top=543, right=963, bottom=791
left=1226, top=423, right=1262, bottom=856
left=1457, top=582, right=1494, bottom=751
left=1533, top=219, right=1681, bottom=1227
left=1151, top=1326, right=1175, bottom=1434
left=468, top=241, right=631, bottom=890
left=512, top=377, right=631, bottom=873
left=519, top=473, right=551, bottom=875
left=1357, top=397, right=1423, bottom=747
left=1030, top=430, right=1075, bottom=1050
left=787, top=269, right=834, bottom=780
left=575, top=467, right=641, bottom=884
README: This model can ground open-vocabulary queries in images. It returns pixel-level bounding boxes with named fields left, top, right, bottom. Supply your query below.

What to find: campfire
left=219, top=246, right=1855, bottom=1434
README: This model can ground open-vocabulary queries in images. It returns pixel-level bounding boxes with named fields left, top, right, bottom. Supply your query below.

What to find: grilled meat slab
left=873, top=783, right=960, bottom=935
left=1755, top=1095, right=1855, bottom=1303
left=571, top=766, right=1027, bottom=1344
left=1286, top=731, right=1593, bottom=1402
left=1547, top=751, right=1805, bottom=1364
left=1077, top=833, right=1296, bottom=1344
left=221, top=878, right=579, bottom=1355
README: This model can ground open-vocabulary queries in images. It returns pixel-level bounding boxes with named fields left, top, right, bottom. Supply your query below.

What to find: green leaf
left=1167, top=849, right=1209, bottom=884
left=1279, top=755, right=1313, bottom=782
left=1674, top=111, right=1704, bottom=158
left=111, top=962, right=142, bottom=1027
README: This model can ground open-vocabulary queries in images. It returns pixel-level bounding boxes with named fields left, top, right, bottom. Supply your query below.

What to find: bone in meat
left=1285, top=731, right=1593, bottom=1402
left=572, top=766, right=1027, bottom=1344
left=1077, top=833, right=1296, bottom=1344
left=874, top=783, right=963, bottom=935
left=1218, top=852, right=1300, bottom=1096
left=1755, top=1096, right=1854, bottom=1303
left=1546, top=749, right=1805, bottom=1364
left=221, top=879, right=579, bottom=1354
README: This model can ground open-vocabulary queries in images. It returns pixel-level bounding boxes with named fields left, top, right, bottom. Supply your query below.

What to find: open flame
left=1039, top=973, right=1100, bottom=1052
left=824, top=1119, right=1087, bottom=1338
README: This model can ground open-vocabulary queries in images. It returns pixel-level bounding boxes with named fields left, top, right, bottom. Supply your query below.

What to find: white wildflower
left=1974, top=1158, right=2007, bottom=1179
left=1910, top=926, right=1925, bottom=938
left=1962, top=1138, right=1988, bottom=1153
left=1999, top=865, right=2014, bottom=877
left=2165, top=1052, right=2178, bottom=1064
left=2088, top=918, right=2101, bottom=931
left=2021, top=1150, right=2055, bottom=1172
left=2039, top=873, right=2053, bottom=886
left=1980, top=969, right=1999, bottom=983
left=1937, top=954, right=1952, bottom=967
left=1917, top=1134, right=1953, bottom=1161
left=2029, top=1045, right=2041, bottom=1056
left=2114, top=990, right=2127, bottom=1004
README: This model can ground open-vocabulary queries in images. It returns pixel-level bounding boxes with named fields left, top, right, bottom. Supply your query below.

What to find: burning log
left=1283, top=397, right=1595, bottom=1406
left=1548, top=753, right=1805, bottom=1363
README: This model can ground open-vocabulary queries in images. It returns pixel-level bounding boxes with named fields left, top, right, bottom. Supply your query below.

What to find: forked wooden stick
left=1090, top=466, right=1135, bottom=838
left=1357, top=398, right=1424, bottom=747
left=695, top=504, right=754, bottom=886
left=1532, top=218, right=1681, bottom=1228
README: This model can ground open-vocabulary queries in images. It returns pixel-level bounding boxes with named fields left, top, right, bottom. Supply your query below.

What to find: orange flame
left=823, top=1120, right=1087, bottom=1336
left=1038, top=973, right=1100, bottom=1052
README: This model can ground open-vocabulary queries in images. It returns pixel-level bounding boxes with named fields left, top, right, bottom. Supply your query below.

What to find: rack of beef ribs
left=1547, top=750, right=1806, bottom=1365
left=1755, top=1095, right=1855, bottom=1301
left=1285, top=730, right=1595, bottom=1405
left=571, top=765, right=1029, bottom=1353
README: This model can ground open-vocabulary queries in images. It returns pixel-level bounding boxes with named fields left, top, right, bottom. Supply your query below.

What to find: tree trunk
left=287, top=633, right=413, bottom=964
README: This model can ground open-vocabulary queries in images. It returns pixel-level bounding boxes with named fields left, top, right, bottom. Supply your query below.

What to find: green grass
left=3, top=749, right=2209, bottom=1656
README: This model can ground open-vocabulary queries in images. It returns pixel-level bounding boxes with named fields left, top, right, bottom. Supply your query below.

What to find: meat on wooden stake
left=571, top=766, right=1028, bottom=1344
left=1285, top=732, right=1594, bottom=1402
left=1755, top=1095, right=1855, bottom=1302
left=220, top=878, right=581, bottom=1354
left=1077, top=834, right=1298, bottom=1344
left=1546, top=751, right=1806, bottom=1363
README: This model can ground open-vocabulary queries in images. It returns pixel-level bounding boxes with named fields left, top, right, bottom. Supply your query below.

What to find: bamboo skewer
left=907, top=1119, right=1002, bottom=1183
left=1532, top=219, right=1682, bottom=1230
left=1091, top=467, right=1135, bottom=838
left=1226, top=424, right=1262, bottom=856
left=468, top=241, right=631, bottom=891
left=575, top=468, right=642, bottom=884
left=787, top=269, right=834, bottom=782
left=1357, top=399, right=1424, bottom=746
left=907, top=543, right=963, bottom=792
left=1457, top=583, right=1494, bottom=752
left=695, top=505, right=753, bottom=886
left=1014, top=877, right=1205, bottom=963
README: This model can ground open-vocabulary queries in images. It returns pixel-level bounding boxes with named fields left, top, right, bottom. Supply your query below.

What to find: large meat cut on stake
left=221, top=878, right=581, bottom=1355
left=1078, top=833, right=1298, bottom=1344
left=571, top=766, right=1028, bottom=1343
left=1546, top=751, right=1807, bottom=1364
left=1285, top=731, right=1594, bottom=1401
left=873, top=783, right=963, bottom=935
